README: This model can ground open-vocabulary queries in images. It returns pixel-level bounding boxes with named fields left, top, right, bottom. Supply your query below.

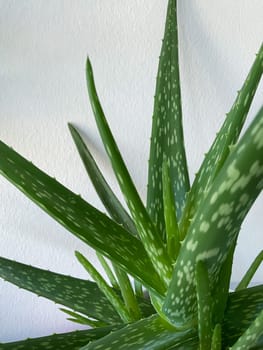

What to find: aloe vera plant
left=0, top=0, right=263, bottom=349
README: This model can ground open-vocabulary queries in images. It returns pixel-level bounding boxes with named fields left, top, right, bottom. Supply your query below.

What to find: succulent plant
left=0, top=0, right=263, bottom=349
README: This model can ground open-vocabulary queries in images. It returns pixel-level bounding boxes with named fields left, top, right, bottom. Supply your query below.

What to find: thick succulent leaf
left=0, top=140, right=166, bottom=296
left=147, top=0, right=189, bottom=238
left=68, top=123, right=137, bottom=235
left=86, top=58, right=172, bottom=285
left=163, top=107, right=263, bottom=326
left=222, top=285, right=263, bottom=348
left=0, top=256, right=121, bottom=324
left=80, top=315, right=196, bottom=350
left=180, top=43, right=263, bottom=237
left=0, top=256, right=155, bottom=324
left=0, top=327, right=119, bottom=350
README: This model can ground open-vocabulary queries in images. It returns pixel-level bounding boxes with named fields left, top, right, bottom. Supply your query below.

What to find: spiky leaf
left=147, top=0, right=189, bottom=238
left=68, top=123, right=137, bottom=235
left=81, top=315, right=196, bottom=350
left=163, top=107, right=263, bottom=326
left=0, top=140, right=165, bottom=296
left=86, top=58, right=172, bottom=285
left=0, top=327, right=119, bottom=350
left=0, top=256, right=154, bottom=323
left=180, top=44, right=263, bottom=238
left=222, top=285, right=263, bottom=347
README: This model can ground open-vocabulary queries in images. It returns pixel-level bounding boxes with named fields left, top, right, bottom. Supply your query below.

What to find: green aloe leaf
left=0, top=256, right=121, bottom=324
left=69, top=124, right=140, bottom=310
left=180, top=43, right=263, bottom=238
left=86, top=58, right=172, bottom=286
left=235, top=250, right=263, bottom=291
left=0, top=327, right=119, bottom=350
left=68, top=123, right=137, bottom=235
left=222, top=285, right=263, bottom=348
left=147, top=0, right=190, bottom=238
left=75, top=251, right=132, bottom=323
left=80, top=315, right=196, bottom=350
left=0, top=256, right=155, bottom=324
left=163, top=107, right=263, bottom=326
left=195, top=261, right=213, bottom=349
left=230, top=309, right=263, bottom=350
left=0, top=140, right=166, bottom=296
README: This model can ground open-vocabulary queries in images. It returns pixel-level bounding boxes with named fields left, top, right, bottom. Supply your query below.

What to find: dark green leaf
left=147, top=0, right=190, bottom=238
left=68, top=123, right=137, bottom=235
left=0, top=256, right=155, bottom=324
left=0, top=256, right=121, bottom=324
left=163, top=107, right=263, bottom=326
left=0, top=327, right=119, bottom=350
left=222, top=285, right=263, bottom=348
left=0, top=140, right=166, bottom=296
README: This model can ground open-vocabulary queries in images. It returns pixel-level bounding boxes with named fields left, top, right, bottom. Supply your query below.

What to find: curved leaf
left=180, top=43, right=263, bottom=238
left=163, top=107, right=263, bottom=326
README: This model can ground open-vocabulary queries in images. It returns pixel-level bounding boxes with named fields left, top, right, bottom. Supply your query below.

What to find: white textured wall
left=0, top=0, right=262, bottom=342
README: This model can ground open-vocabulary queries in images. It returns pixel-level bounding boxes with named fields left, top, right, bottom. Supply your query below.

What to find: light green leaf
left=147, top=0, right=190, bottom=238
left=68, top=123, right=137, bottom=235
left=235, top=250, right=263, bottom=291
left=0, top=140, right=166, bottom=296
left=0, top=327, right=119, bottom=350
left=180, top=43, right=263, bottom=238
left=222, top=285, right=263, bottom=348
left=86, top=58, right=172, bottom=286
left=80, top=315, right=196, bottom=350
left=163, top=107, right=263, bottom=326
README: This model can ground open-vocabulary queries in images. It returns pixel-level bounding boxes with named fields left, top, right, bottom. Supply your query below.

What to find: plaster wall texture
left=0, top=0, right=262, bottom=342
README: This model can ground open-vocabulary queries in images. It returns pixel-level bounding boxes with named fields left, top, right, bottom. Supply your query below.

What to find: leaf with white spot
left=230, top=309, right=263, bottom=350
left=222, top=285, right=263, bottom=348
left=80, top=315, right=196, bottom=350
left=75, top=251, right=132, bottom=323
left=147, top=0, right=190, bottom=239
left=180, top=43, right=263, bottom=238
left=0, top=140, right=166, bottom=296
left=68, top=123, right=137, bottom=235
left=195, top=261, right=213, bottom=349
left=86, top=58, right=172, bottom=285
left=0, top=256, right=120, bottom=324
left=0, top=327, right=119, bottom=350
left=0, top=256, right=155, bottom=323
left=163, top=107, right=263, bottom=326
